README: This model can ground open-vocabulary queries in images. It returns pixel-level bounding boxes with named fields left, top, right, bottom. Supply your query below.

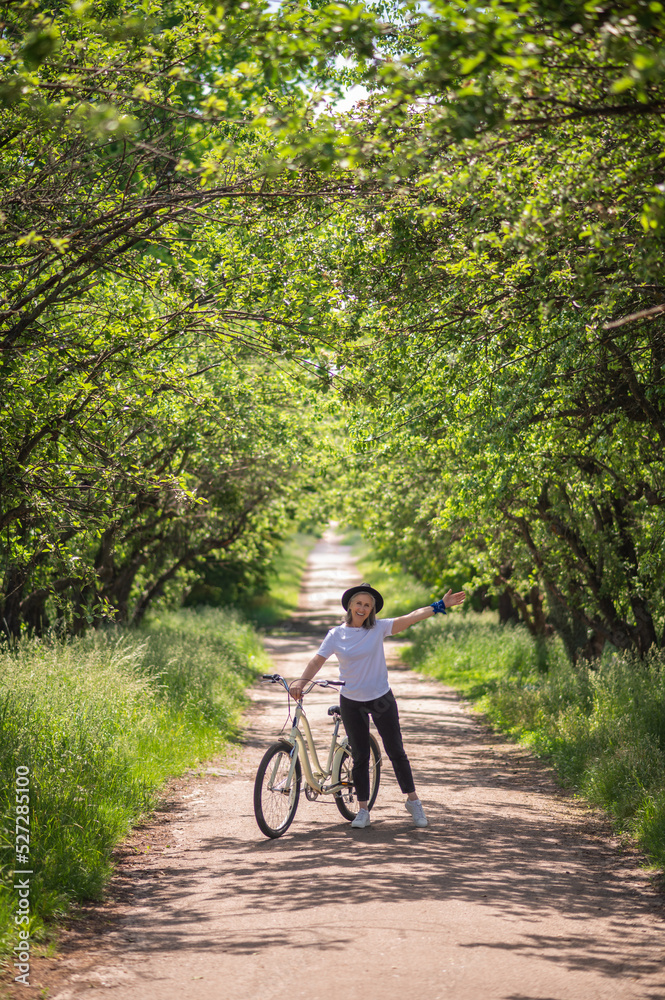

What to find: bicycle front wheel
left=332, top=733, right=381, bottom=821
left=254, top=741, right=301, bottom=839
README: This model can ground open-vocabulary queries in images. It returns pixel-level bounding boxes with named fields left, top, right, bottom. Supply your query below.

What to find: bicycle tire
left=254, top=741, right=301, bottom=839
left=332, top=732, right=381, bottom=821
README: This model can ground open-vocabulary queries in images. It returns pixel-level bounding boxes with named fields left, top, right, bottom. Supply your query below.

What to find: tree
left=302, top=0, right=665, bottom=658
left=1, top=0, right=383, bottom=635
left=5, top=0, right=665, bottom=654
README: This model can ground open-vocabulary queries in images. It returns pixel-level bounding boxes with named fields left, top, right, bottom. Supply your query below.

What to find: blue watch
left=431, top=599, right=447, bottom=615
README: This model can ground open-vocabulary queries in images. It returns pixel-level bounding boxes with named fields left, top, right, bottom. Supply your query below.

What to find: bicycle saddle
left=327, top=705, right=341, bottom=717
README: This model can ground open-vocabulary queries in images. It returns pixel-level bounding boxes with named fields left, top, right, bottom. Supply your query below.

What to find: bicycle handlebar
left=261, top=673, right=344, bottom=693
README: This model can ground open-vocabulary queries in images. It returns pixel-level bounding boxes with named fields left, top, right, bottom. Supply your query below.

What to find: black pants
left=340, top=689, right=415, bottom=803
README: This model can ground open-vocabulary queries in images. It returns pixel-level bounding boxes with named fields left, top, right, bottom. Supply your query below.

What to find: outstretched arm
left=391, top=589, right=466, bottom=635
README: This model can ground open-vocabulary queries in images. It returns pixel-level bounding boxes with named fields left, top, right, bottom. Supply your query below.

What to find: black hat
left=341, top=583, right=384, bottom=613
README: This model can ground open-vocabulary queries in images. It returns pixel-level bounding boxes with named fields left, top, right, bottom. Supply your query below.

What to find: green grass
left=344, top=532, right=433, bottom=617
left=401, top=612, right=552, bottom=697
left=405, top=613, right=665, bottom=870
left=0, top=608, right=268, bottom=951
left=241, top=532, right=320, bottom=628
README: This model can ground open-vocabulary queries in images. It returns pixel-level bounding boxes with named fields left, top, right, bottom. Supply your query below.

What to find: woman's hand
left=431, top=589, right=466, bottom=614
left=289, top=678, right=307, bottom=701
left=443, top=588, right=466, bottom=609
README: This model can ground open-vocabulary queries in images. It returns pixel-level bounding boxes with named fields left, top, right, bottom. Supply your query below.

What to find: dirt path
left=17, top=530, right=665, bottom=1000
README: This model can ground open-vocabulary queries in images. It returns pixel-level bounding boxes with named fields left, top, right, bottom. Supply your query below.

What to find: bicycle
left=253, top=673, right=382, bottom=839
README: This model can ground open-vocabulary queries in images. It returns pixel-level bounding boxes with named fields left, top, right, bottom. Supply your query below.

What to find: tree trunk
left=1, top=564, right=26, bottom=640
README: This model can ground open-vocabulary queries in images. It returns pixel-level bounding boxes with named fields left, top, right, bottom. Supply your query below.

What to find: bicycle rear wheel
left=254, top=741, right=301, bottom=839
left=332, top=732, right=381, bottom=821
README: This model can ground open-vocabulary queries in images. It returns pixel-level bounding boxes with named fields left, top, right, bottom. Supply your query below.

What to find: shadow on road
left=106, top=697, right=665, bottom=994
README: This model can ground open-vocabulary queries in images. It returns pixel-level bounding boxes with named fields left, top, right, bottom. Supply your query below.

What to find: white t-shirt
left=317, top=618, right=395, bottom=702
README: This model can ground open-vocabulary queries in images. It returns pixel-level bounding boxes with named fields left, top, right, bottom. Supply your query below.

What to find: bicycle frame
left=280, top=701, right=348, bottom=794
left=263, top=675, right=348, bottom=795
left=255, top=673, right=382, bottom=837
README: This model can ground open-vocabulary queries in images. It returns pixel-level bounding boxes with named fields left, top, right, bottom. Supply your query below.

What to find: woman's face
left=348, top=592, right=375, bottom=626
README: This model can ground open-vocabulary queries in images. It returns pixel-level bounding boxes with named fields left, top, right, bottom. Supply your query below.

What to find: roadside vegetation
left=404, top=614, right=665, bottom=870
left=0, top=609, right=268, bottom=951
left=3, top=0, right=665, bottom=958
left=237, top=532, right=321, bottom=629
left=352, top=533, right=665, bottom=870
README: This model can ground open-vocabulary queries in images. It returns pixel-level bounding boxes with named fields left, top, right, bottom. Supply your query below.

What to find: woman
left=289, top=582, right=466, bottom=829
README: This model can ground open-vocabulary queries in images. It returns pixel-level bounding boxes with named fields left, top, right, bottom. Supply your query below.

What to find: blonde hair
left=344, top=591, right=377, bottom=630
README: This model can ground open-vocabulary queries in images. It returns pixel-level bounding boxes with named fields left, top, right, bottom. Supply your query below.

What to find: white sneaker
left=351, top=808, right=371, bottom=829
left=405, top=798, right=428, bottom=828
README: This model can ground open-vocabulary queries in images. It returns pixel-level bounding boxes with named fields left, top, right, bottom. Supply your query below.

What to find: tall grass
left=405, top=614, right=665, bottom=869
left=0, top=608, right=267, bottom=950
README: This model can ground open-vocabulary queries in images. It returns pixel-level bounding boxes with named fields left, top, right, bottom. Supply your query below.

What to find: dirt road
left=18, top=530, right=665, bottom=1000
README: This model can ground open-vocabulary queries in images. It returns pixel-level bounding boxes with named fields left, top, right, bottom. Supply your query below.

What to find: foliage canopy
left=1, top=0, right=664, bottom=658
